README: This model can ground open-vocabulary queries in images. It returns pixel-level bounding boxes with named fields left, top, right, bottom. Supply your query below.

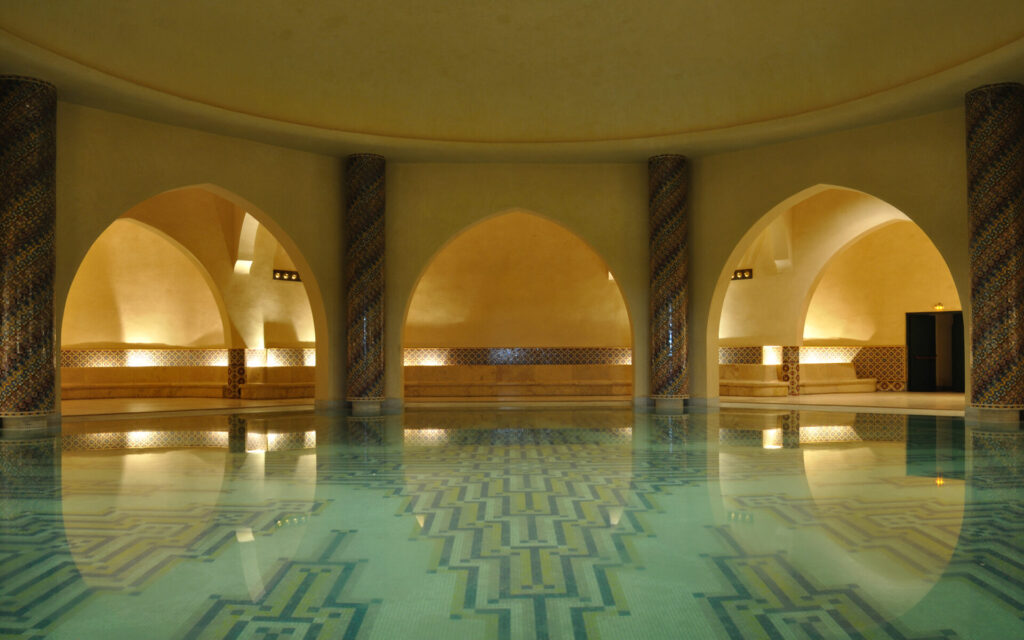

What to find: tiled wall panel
left=403, top=347, right=632, bottom=366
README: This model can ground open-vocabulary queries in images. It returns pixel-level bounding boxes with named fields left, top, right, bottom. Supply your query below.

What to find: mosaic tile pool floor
left=1, top=408, right=1022, bottom=639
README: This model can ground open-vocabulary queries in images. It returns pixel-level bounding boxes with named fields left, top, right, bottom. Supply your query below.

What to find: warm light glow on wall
left=762, top=428, right=783, bottom=449
left=762, top=345, right=782, bottom=365
left=303, top=349, right=316, bottom=367
left=125, top=350, right=157, bottom=367
left=233, top=259, right=253, bottom=274
left=246, top=349, right=268, bottom=367
left=126, top=431, right=153, bottom=447
left=266, top=350, right=284, bottom=367
left=799, top=346, right=858, bottom=364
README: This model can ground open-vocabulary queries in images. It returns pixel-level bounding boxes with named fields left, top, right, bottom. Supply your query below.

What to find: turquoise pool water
left=1, top=408, right=1021, bottom=639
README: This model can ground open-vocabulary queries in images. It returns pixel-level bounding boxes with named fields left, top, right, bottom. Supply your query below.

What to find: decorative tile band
left=61, top=349, right=229, bottom=367
left=649, top=154, right=689, bottom=398
left=244, top=348, right=316, bottom=367
left=345, top=154, right=386, bottom=401
left=403, top=347, right=632, bottom=366
left=0, top=77, right=57, bottom=417
left=60, top=348, right=315, bottom=368
left=718, top=346, right=763, bottom=364
left=719, top=346, right=907, bottom=392
left=966, top=83, right=1024, bottom=408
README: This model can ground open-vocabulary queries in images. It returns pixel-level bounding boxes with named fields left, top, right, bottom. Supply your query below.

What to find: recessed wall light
left=273, top=269, right=301, bottom=282
left=731, top=268, right=753, bottom=280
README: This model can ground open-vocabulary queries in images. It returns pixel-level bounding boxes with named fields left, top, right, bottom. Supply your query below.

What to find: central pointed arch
left=401, top=209, right=634, bottom=401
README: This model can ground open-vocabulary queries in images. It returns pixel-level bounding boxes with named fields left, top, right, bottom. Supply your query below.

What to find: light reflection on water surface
left=0, top=408, right=1020, bottom=639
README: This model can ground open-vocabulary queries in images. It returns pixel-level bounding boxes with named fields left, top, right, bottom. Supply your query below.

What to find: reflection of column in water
left=0, top=436, right=89, bottom=635
left=228, top=414, right=247, bottom=454
left=782, top=411, right=800, bottom=449
left=649, top=413, right=689, bottom=449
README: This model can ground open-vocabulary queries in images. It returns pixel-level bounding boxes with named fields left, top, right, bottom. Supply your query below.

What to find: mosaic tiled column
left=966, top=83, right=1024, bottom=415
left=223, top=348, right=246, bottom=399
left=0, top=77, right=56, bottom=427
left=649, top=155, right=689, bottom=407
left=345, top=154, right=385, bottom=415
left=781, top=346, right=800, bottom=396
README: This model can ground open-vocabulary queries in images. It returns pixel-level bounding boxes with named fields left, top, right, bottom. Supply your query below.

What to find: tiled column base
left=781, top=346, right=800, bottom=396
left=223, top=348, right=246, bottom=399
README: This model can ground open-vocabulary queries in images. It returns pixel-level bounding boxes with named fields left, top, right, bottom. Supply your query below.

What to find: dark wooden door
left=951, top=312, right=965, bottom=392
left=907, top=314, right=936, bottom=391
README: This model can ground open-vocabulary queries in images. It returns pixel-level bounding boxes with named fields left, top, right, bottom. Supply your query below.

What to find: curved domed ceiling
left=1, top=1, right=1023, bottom=156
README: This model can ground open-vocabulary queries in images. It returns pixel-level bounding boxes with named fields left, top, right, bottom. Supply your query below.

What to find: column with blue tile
left=345, top=154, right=386, bottom=415
left=0, top=77, right=57, bottom=430
left=965, top=83, right=1024, bottom=422
left=649, top=155, right=689, bottom=410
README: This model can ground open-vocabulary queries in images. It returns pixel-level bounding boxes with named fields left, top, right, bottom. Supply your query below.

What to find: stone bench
left=404, top=365, right=632, bottom=399
left=240, top=366, right=315, bottom=399
left=798, top=363, right=875, bottom=394
left=61, top=367, right=227, bottom=399
left=719, top=364, right=788, bottom=397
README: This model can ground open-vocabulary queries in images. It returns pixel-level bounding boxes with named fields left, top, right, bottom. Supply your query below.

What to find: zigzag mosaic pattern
left=403, top=347, right=633, bottom=366
left=398, top=441, right=707, bottom=639
left=966, top=83, right=1024, bottom=408
left=0, top=497, right=328, bottom=638
left=696, top=527, right=959, bottom=640
left=0, top=77, right=56, bottom=417
left=183, top=530, right=375, bottom=639
left=345, top=154, right=386, bottom=401
left=649, top=155, right=689, bottom=398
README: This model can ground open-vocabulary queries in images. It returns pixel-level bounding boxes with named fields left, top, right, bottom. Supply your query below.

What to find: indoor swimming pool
left=1, top=408, right=1021, bottom=639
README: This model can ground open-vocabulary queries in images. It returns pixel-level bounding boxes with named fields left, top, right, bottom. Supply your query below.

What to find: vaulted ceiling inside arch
left=2, top=1, right=1023, bottom=159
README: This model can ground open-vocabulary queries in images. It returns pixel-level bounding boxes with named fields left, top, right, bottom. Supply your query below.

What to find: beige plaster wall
left=693, top=107, right=969, bottom=399
left=719, top=189, right=909, bottom=345
left=56, top=103, right=342, bottom=405
left=116, top=188, right=314, bottom=349
left=388, top=163, right=648, bottom=401
left=61, top=219, right=225, bottom=348
left=804, top=221, right=961, bottom=344
left=404, top=212, right=631, bottom=348
left=54, top=100, right=974, bottom=407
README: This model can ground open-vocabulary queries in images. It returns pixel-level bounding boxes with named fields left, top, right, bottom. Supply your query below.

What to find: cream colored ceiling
left=1, top=1, right=1023, bottom=159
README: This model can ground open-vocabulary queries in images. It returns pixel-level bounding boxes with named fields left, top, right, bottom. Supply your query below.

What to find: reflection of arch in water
left=402, top=210, right=634, bottom=399
left=712, top=412, right=965, bottom=621
left=708, top=185, right=963, bottom=393
left=59, top=423, right=319, bottom=625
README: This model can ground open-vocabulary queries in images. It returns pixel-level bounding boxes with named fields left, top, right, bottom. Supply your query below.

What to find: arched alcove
left=59, top=185, right=326, bottom=405
left=708, top=186, right=963, bottom=398
left=402, top=210, right=633, bottom=400
left=63, top=218, right=230, bottom=348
